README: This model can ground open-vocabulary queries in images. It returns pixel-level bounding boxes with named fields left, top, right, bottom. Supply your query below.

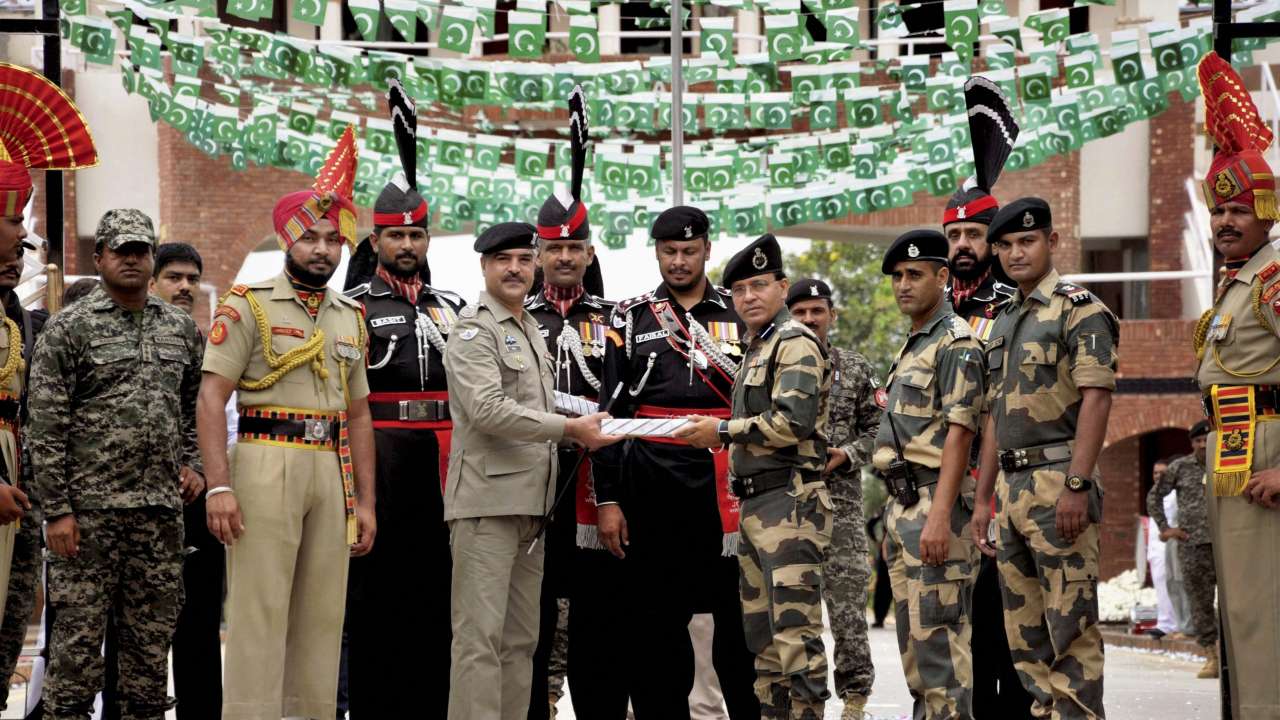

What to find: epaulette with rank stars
left=1054, top=282, right=1093, bottom=305
left=947, top=315, right=976, bottom=340
left=610, top=291, right=654, bottom=328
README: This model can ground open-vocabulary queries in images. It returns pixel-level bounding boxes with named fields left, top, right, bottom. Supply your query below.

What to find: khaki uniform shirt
left=0, top=317, right=22, bottom=487
left=872, top=302, right=985, bottom=473
left=443, top=290, right=565, bottom=521
left=201, top=273, right=369, bottom=413
left=726, top=308, right=832, bottom=478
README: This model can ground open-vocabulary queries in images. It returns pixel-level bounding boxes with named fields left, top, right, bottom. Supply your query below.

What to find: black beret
left=650, top=205, right=709, bottom=241
left=943, top=186, right=999, bottom=226
left=535, top=193, right=590, bottom=241
left=987, top=197, right=1052, bottom=243
left=786, top=278, right=832, bottom=307
left=474, top=221, right=538, bottom=254
left=723, top=233, right=783, bottom=288
left=1189, top=419, right=1211, bottom=439
left=373, top=177, right=429, bottom=229
left=882, top=229, right=949, bottom=274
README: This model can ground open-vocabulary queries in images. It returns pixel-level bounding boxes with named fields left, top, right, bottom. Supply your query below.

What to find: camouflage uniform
left=871, top=301, right=984, bottom=720
left=1145, top=454, right=1216, bottom=649
left=29, top=278, right=203, bottom=720
left=725, top=308, right=833, bottom=720
left=985, top=270, right=1117, bottom=720
left=819, top=347, right=880, bottom=703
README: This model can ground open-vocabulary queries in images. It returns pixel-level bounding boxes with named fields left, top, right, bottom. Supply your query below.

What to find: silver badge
left=809, top=284, right=819, bottom=296
left=560, top=224, right=570, bottom=238
left=504, top=334, right=521, bottom=351
left=752, top=247, right=768, bottom=269
left=460, top=328, right=479, bottom=340
left=907, top=244, right=919, bottom=258
left=1022, top=211, right=1035, bottom=228
left=957, top=206, right=966, bottom=219
left=336, top=343, right=362, bottom=361
left=303, top=419, right=330, bottom=442
left=684, top=224, right=693, bottom=239
left=403, top=211, right=413, bottom=225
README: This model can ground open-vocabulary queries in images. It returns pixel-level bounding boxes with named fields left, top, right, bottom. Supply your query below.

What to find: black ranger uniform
left=594, top=206, right=759, bottom=720
left=944, top=75, right=1033, bottom=720
left=342, top=79, right=465, bottom=720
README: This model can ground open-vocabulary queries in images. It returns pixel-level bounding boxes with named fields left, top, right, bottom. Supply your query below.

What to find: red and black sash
left=648, top=301, right=734, bottom=407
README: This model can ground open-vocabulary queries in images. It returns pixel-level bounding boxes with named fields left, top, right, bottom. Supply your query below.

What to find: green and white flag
left=569, top=14, right=600, bottom=62
left=986, top=42, right=1015, bottom=70
left=1111, top=41, right=1145, bottom=84
left=206, top=102, right=240, bottom=144
left=626, top=154, right=662, bottom=196
left=1152, top=28, right=1188, bottom=73
left=514, top=139, right=550, bottom=178
left=384, top=0, right=419, bottom=42
left=288, top=102, right=318, bottom=135
left=899, top=54, right=930, bottom=91
left=462, top=0, right=497, bottom=39
left=292, top=0, right=326, bottom=26
left=366, top=117, right=396, bottom=156
left=347, top=0, right=381, bottom=42
left=507, top=10, right=546, bottom=59
left=809, top=89, right=838, bottom=130
left=763, top=13, right=803, bottom=62
left=437, top=129, right=471, bottom=167
left=1065, top=52, right=1094, bottom=88
left=843, top=86, right=882, bottom=128
left=700, top=16, right=735, bottom=63
left=750, top=92, right=792, bottom=129
left=978, top=0, right=1006, bottom=19
left=876, top=2, right=907, bottom=39
left=704, top=93, right=747, bottom=131
left=925, top=76, right=960, bottom=112
left=988, top=16, right=1021, bottom=50
left=820, top=131, right=851, bottom=168
left=1019, top=64, right=1051, bottom=103
left=595, top=152, right=627, bottom=187
left=727, top=196, right=766, bottom=236
left=416, top=0, right=441, bottom=28
left=822, top=7, right=860, bottom=46
left=129, top=26, right=162, bottom=71
left=1031, top=8, right=1069, bottom=46
left=438, top=6, right=478, bottom=54
left=767, top=152, right=796, bottom=188
left=769, top=189, right=810, bottom=228
left=943, top=0, right=979, bottom=62
left=70, top=16, right=116, bottom=65
left=226, top=0, right=272, bottom=21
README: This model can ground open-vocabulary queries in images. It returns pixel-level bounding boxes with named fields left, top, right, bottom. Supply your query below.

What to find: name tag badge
left=370, top=315, right=406, bottom=328
left=540, top=328, right=550, bottom=338
left=636, top=329, right=670, bottom=344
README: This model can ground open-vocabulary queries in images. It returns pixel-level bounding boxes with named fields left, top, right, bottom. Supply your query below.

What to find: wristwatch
left=1065, top=474, right=1093, bottom=492
left=717, top=420, right=733, bottom=446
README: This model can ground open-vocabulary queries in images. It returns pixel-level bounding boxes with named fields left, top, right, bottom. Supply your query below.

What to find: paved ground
left=556, top=613, right=1221, bottom=720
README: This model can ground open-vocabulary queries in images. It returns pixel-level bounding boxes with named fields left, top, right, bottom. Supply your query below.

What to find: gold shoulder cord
left=1193, top=308, right=1214, bottom=359
left=0, top=317, right=24, bottom=389
left=1202, top=279, right=1280, bottom=378
left=236, top=289, right=328, bottom=391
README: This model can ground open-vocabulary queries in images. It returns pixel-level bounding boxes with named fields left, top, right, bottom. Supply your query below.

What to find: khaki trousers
left=448, top=515, right=544, bottom=720
left=1210, top=489, right=1280, bottom=719
left=222, top=444, right=350, bottom=720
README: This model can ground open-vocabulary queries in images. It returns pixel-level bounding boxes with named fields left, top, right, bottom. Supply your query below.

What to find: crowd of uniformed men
left=0, top=48, right=1275, bottom=720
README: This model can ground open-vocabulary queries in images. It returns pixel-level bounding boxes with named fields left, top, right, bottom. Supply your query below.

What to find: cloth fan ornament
left=273, top=124, right=359, bottom=251
left=1198, top=51, right=1280, bottom=220
left=942, top=74, right=1020, bottom=227
left=536, top=85, right=590, bottom=241
left=0, top=62, right=99, bottom=216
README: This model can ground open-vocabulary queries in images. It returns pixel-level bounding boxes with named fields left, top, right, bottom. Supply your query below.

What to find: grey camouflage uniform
left=29, top=212, right=203, bottom=720
left=820, top=346, right=880, bottom=702
left=872, top=301, right=984, bottom=720
left=985, top=269, right=1116, bottom=720
left=1146, top=454, right=1216, bottom=648
left=725, top=308, right=833, bottom=720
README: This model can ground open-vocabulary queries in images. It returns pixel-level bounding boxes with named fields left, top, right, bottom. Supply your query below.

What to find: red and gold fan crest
left=272, top=125, right=360, bottom=250
left=0, top=62, right=99, bottom=216
left=1198, top=51, right=1280, bottom=220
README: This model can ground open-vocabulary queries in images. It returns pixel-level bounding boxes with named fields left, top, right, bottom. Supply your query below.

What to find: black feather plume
left=963, top=75, right=1019, bottom=193
left=568, top=84, right=588, bottom=204
left=387, top=77, right=417, bottom=191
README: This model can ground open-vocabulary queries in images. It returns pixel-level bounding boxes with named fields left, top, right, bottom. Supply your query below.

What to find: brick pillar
left=1148, top=93, right=1196, bottom=319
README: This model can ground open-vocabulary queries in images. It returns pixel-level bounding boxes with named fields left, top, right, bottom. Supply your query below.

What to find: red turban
left=1199, top=52, right=1280, bottom=220
left=274, top=125, right=359, bottom=250
left=0, top=162, right=31, bottom=218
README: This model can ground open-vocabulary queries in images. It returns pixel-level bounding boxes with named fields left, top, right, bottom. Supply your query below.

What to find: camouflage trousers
left=0, top=514, right=40, bottom=709
left=885, top=484, right=978, bottom=720
left=738, top=475, right=832, bottom=720
left=995, top=466, right=1105, bottom=720
left=1177, top=543, right=1217, bottom=649
left=45, top=508, right=184, bottom=720
left=820, top=470, right=874, bottom=700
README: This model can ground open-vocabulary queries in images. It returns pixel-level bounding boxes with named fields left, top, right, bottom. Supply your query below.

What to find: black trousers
left=868, top=516, right=892, bottom=626
left=528, top=453, right=581, bottom=720
left=346, top=429, right=452, bottom=719
left=566, top=550, right=631, bottom=719
left=104, top=498, right=223, bottom=720
left=970, top=554, right=1035, bottom=719
left=619, top=467, right=758, bottom=720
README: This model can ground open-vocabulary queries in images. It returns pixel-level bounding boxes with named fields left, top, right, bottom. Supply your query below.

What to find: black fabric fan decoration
left=568, top=84, right=587, bottom=203
left=963, top=75, right=1019, bottom=193
left=387, top=77, right=417, bottom=190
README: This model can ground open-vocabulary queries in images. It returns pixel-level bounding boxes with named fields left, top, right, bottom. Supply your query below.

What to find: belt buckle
left=304, top=419, right=330, bottom=442
left=398, top=400, right=432, bottom=421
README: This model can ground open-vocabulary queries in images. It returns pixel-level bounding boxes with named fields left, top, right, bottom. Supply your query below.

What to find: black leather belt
left=0, top=398, right=18, bottom=424
left=370, top=398, right=450, bottom=422
left=237, top=416, right=339, bottom=443
left=732, top=470, right=819, bottom=499
left=998, top=441, right=1072, bottom=472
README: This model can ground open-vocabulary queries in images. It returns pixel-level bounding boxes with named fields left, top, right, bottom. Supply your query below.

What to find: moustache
left=1217, top=228, right=1241, bottom=238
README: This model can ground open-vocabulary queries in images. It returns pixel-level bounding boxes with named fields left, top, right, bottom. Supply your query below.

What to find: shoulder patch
left=229, top=284, right=249, bottom=297
left=947, top=315, right=975, bottom=340
left=459, top=305, right=478, bottom=319
left=344, top=283, right=371, bottom=299
left=1054, top=282, right=1093, bottom=305
left=213, top=305, right=241, bottom=322
left=459, top=328, right=479, bottom=340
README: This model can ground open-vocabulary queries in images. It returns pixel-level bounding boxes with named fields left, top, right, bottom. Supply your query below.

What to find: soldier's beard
left=285, top=253, right=336, bottom=288
left=949, top=252, right=991, bottom=282
left=378, top=252, right=424, bottom=279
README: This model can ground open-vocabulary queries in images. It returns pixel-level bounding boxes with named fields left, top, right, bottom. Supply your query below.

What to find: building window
left=1082, top=236, right=1149, bottom=320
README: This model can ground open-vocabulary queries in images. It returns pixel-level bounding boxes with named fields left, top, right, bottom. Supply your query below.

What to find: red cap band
left=537, top=202, right=588, bottom=239
left=941, top=194, right=999, bottom=225
left=373, top=198, right=429, bottom=228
